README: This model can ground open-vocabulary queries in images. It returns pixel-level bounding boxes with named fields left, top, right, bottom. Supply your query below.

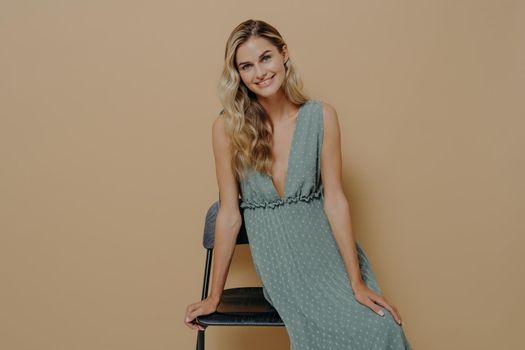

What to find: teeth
left=257, top=75, right=273, bottom=86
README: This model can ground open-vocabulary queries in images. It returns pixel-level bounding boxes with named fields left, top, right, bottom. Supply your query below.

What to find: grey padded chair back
left=202, top=197, right=249, bottom=249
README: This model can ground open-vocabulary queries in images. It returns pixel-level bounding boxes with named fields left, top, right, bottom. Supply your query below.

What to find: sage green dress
left=239, top=99, right=412, bottom=349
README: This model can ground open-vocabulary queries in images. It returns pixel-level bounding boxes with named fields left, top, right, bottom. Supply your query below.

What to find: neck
left=257, top=91, right=298, bottom=123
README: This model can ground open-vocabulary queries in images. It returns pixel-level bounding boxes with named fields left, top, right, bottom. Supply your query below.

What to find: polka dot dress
left=239, top=100, right=413, bottom=349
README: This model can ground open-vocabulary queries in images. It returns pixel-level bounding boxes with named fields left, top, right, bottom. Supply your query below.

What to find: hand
left=352, top=282, right=404, bottom=326
left=184, top=296, right=220, bottom=331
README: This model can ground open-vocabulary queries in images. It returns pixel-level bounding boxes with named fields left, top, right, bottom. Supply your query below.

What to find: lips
left=256, top=74, right=275, bottom=87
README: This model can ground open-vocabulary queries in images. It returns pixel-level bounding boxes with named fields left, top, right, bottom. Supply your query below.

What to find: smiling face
left=235, top=36, right=288, bottom=98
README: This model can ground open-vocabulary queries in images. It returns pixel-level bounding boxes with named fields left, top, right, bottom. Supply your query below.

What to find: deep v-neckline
left=267, top=101, right=307, bottom=200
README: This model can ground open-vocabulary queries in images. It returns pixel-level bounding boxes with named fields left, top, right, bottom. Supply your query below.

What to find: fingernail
left=378, top=310, right=384, bottom=316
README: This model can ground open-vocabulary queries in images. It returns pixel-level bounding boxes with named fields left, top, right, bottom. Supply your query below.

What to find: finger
left=185, top=305, right=200, bottom=322
left=184, top=319, right=198, bottom=330
left=189, top=317, right=205, bottom=331
left=184, top=314, right=192, bottom=327
left=185, top=305, right=196, bottom=320
left=186, top=313, right=195, bottom=324
left=372, top=296, right=401, bottom=323
left=187, top=308, right=203, bottom=323
left=364, top=298, right=384, bottom=316
left=372, top=296, right=402, bottom=325
left=184, top=313, right=197, bottom=328
left=184, top=311, right=193, bottom=324
left=392, top=306, right=402, bottom=323
left=191, top=318, right=206, bottom=331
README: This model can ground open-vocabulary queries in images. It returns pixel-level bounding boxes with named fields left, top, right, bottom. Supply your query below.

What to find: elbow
left=216, top=208, right=243, bottom=234
left=323, top=191, right=349, bottom=216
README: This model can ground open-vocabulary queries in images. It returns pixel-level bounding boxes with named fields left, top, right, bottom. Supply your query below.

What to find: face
left=235, top=36, right=288, bottom=98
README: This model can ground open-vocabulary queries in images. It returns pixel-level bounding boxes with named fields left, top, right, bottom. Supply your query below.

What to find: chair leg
left=195, top=329, right=205, bottom=350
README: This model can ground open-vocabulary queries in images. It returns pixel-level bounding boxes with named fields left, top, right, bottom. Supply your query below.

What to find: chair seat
left=195, top=287, right=284, bottom=326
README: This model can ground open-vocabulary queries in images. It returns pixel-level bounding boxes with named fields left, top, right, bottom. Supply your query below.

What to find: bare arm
left=207, top=114, right=243, bottom=303
left=185, top=114, right=242, bottom=330
left=320, top=102, right=403, bottom=325
left=320, top=102, right=364, bottom=290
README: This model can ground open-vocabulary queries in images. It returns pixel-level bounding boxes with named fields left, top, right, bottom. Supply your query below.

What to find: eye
left=240, top=55, right=271, bottom=71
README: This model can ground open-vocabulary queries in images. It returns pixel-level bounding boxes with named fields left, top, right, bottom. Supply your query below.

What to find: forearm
left=208, top=210, right=242, bottom=302
left=323, top=194, right=365, bottom=290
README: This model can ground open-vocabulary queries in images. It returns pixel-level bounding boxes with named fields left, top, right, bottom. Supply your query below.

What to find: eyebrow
left=237, top=49, right=272, bottom=67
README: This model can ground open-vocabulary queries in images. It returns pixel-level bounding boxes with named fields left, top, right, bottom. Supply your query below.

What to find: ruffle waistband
left=240, top=189, right=323, bottom=210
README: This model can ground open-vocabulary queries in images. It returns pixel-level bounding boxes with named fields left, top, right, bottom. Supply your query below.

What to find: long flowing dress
left=238, top=99, right=413, bottom=349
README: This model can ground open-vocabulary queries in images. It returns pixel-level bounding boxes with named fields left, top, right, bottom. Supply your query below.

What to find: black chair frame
left=193, top=199, right=284, bottom=350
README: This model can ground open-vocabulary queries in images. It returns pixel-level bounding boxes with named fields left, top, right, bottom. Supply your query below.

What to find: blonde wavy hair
left=217, top=19, right=310, bottom=183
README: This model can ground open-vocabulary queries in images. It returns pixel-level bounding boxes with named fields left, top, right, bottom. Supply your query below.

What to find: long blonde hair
left=217, top=19, right=310, bottom=182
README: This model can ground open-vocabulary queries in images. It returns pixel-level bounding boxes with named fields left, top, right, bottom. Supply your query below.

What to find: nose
left=254, top=64, right=268, bottom=80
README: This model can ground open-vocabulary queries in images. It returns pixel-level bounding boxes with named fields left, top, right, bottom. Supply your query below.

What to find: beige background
left=1, top=1, right=524, bottom=349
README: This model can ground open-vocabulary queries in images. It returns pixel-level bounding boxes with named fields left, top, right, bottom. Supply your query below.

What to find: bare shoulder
left=321, top=100, right=337, bottom=115
left=212, top=112, right=226, bottom=135
left=320, top=100, right=340, bottom=133
left=212, top=113, right=229, bottom=147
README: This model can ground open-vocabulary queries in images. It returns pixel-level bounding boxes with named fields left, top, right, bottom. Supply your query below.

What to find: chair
left=194, top=199, right=284, bottom=350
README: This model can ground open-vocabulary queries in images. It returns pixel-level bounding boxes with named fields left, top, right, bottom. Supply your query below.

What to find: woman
left=185, top=19, right=413, bottom=349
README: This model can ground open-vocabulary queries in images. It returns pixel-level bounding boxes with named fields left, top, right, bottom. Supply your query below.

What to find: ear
left=282, top=44, right=289, bottom=63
